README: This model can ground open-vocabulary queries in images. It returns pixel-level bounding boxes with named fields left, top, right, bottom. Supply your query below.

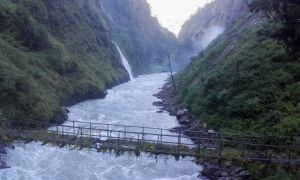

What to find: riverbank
left=1, top=73, right=201, bottom=179
left=153, top=80, right=251, bottom=180
left=53, top=75, right=130, bottom=124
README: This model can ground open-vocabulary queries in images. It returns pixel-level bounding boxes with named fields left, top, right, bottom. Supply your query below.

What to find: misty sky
left=146, top=0, right=212, bottom=36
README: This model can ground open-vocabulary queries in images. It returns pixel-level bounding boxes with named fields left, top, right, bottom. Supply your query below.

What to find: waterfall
left=114, top=42, right=134, bottom=80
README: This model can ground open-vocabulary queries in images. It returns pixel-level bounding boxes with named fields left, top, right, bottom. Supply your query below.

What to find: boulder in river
left=176, top=109, right=188, bottom=119
left=0, top=140, right=10, bottom=169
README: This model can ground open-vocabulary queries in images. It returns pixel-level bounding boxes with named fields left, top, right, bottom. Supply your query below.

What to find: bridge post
left=142, top=127, right=145, bottom=150
left=218, top=133, right=223, bottom=165
left=142, top=127, right=145, bottom=140
left=117, top=132, right=120, bottom=149
left=242, top=140, right=245, bottom=157
left=73, top=121, right=75, bottom=135
left=99, top=129, right=101, bottom=140
left=177, top=130, right=181, bottom=156
left=156, top=134, right=160, bottom=153
left=56, top=124, right=59, bottom=135
left=61, top=125, right=65, bottom=143
left=124, top=126, right=127, bottom=140
left=137, top=133, right=140, bottom=151
left=89, top=122, right=92, bottom=139
left=197, top=131, right=201, bottom=155
left=160, top=129, right=163, bottom=143
left=107, top=124, right=109, bottom=140
left=288, top=146, right=291, bottom=168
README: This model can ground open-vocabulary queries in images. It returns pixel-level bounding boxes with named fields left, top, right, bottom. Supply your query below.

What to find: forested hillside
left=177, top=0, right=300, bottom=136
left=101, top=0, right=179, bottom=74
left=0, top=0, right=131, bottom=123
left=0, top=0, right=177, bottom=124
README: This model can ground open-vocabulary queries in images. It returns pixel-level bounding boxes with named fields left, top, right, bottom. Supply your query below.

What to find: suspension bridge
left=0, top=120, right=299, bottom=166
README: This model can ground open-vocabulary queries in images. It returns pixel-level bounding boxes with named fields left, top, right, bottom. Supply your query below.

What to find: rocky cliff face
left=101, top=0, right=179, bottom=75
left=174, top=0, right=249, bottom=70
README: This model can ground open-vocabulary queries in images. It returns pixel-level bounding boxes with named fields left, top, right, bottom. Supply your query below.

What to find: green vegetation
left=177, top=1, right=299, bottom=177
left=247, top=164, right=300, bottom=180
left=250, top=0, right=300, bottom=54
left=0, top=0, right=128, bottom=124
left=177, top=8, right=300, bottom=136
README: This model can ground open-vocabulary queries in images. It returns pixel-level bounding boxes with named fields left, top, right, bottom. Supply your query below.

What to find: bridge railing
left=1, top=119, right=300, bottom=165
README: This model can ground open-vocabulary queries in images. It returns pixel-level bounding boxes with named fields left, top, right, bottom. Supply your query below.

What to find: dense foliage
left=250, top=0, right=300, bottom=54
left=0, top=0, right=128, bottom=123
left=177, top=8, right=300, bottom=136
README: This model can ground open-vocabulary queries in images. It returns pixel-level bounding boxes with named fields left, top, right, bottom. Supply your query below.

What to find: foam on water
left=1, top=73, right=202, bottom=180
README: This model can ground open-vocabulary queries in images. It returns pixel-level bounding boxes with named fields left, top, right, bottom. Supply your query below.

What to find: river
left=0, top=73, right=202, bottom=180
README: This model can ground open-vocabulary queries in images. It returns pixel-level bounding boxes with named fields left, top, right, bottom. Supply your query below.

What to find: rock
left=238, top=171, right=250, bottom=179
left=215, top=171, right=229, bottom=177
left=221, top=172, right=229, bottom=177
left=63, top=107, right=70, bottom=113
left=176, top=109, right=185, bottom=116
left=201, top=166, right=221, bottom=179
left=0, top=140, right=9, bottom=170
left=231, top=177, right=243, bottom=180
left=8, top=144, right=15, bottom=149
left=208, top=129, right=215, bottom=133
left=234, top=168, right=244, bottom=174
left=218, top=177, right=232, bottom=180
left=153, top=101, right=163, bottom=106
left=0, top=165, right=11, bottom=169
left=178, top=116, right=191, bottom=125
left=176, top=109, right=186, bottom=119
left=54, top=107, right=69, bottom=124
left=0, top=141, right=6, bottom=154
left=156, top=110, right=163, bottom=113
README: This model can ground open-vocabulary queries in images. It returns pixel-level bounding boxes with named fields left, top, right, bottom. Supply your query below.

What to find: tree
left=249, top=0, right=300, bottom=54
left=167, top=50, right=176, bottom=94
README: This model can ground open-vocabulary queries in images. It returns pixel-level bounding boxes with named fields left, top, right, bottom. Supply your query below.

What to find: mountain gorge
left=101, top=0, right=179, bottom=75
left=0, top=0, right=177, bottom=123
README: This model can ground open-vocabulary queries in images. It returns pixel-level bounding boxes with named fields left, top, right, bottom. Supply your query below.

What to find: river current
left=1, top=73, right=202, bottom=180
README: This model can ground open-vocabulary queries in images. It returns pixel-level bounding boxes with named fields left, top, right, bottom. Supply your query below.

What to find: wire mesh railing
left=0, top=120, right=299, bottom=165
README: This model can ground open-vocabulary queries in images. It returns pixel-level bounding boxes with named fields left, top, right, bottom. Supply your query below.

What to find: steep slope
left=177, top=9, right=300, bottom=135
left=101, top=0, right=179, bottom=75
left=175, top=0, right=249, bottom=70
left=0, top=0, right=129, bottom=123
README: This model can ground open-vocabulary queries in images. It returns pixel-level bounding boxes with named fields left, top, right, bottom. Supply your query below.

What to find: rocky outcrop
left=153, top=80, right=209, bottom=135
left=201, top=163, right=251, bottom=180
left=0, top=139, right=11, bottom=169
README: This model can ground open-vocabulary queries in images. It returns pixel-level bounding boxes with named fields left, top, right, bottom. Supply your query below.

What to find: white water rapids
left=0, top=73, right=202, bottom=180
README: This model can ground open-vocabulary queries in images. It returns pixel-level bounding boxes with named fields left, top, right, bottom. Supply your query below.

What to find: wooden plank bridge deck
left=1, top=120, right=300, bottom=166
